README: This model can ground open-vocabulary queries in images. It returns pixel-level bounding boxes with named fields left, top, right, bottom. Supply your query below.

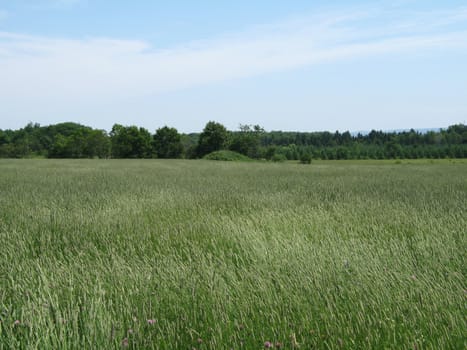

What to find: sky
left=0, top=0, right=466, bottom=133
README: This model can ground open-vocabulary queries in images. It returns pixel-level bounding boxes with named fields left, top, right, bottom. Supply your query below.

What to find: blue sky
left=1, top=0, right=466, bottom=132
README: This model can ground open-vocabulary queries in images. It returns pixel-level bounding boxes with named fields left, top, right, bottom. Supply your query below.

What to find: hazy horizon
left=0, top=120, right=449, bottom=136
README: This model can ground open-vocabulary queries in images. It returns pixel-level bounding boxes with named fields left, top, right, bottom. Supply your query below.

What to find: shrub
left=203, top=150, right=251, bottom=161
left=271, top=153, right=287, bottom=162
left=299, top=153, right=312, bottom=164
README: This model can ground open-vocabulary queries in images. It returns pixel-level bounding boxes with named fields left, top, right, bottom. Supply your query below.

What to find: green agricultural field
left=0, top=159, right=465, bottom=349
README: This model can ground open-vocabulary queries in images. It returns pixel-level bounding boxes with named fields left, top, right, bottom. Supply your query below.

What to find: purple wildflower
left=121, top=338, right=129, bottom=347
left=264, top=341, right=273, bottom=348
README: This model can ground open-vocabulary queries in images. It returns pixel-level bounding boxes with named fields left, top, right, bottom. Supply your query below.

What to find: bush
left=299, top=153, right=312, bottom=164
left=203, top=150, right=252, bottom=161
left=271, top=153, right=287, bottom=162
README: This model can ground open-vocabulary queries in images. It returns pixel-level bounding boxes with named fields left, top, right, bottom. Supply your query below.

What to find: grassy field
left=0, top=159, right=465, bottom=349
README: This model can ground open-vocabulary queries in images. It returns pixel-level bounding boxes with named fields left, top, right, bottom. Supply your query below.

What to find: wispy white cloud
left=0, top=6, right=466, bottom=104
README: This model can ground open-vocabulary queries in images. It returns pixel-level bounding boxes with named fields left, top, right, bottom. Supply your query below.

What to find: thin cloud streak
left=0, top=7, right=466, bottom=103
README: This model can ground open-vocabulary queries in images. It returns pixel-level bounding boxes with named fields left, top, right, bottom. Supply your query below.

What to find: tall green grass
left=0, top=159, right=465, bottom=349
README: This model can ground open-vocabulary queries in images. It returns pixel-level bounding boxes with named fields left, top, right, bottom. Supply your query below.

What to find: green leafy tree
left=110, top=124, right=152, bottom=158
left=153, top=126, right=184, bottom=159
left=47, top=126, right=110, bottom=158
left=263, top=145, right=277, bottom=160
left=299, top=152, right=312, bottom=164
left=85, top=129, right=111, bottom=158
left=385, top=140, right=403, bottom=159
left=181, top=133, right=199, bottom=159
left=196, top=121, right=228, bottom=157
left=229, top=124, right=264, bottom=158
left=49, top=134, right=70, bottom=158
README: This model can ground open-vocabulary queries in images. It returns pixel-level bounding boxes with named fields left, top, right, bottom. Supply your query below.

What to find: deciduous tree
left=196, top=121, right=228, bottom=157
left=153, top=126, right=183, bottom=158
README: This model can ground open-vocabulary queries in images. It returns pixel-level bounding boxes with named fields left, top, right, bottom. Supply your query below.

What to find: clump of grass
left=0, top=159, right=465, bottom=349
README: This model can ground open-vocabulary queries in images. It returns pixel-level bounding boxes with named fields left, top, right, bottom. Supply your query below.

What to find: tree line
left=0, top=121, right=466, bottom=160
